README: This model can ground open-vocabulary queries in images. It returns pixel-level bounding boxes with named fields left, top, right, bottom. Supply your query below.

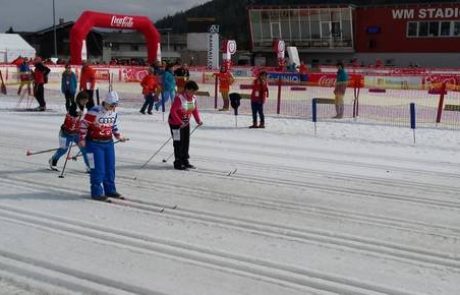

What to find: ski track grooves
left=0, top=206, right=424, bottom=295
left=182, top=165, right=460, bottom=210
left=0, top=248, right=165, bottom=295
left=5, top=166, right=460, bottom=241
left=2, top=177, right=460, bottom=273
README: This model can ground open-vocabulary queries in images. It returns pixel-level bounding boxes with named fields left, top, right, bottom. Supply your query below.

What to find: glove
left=118, top=136, right=127, bottom=142
left=78, top=140, right=86, bottom=148
left=197, top=121, right=203, bottom=126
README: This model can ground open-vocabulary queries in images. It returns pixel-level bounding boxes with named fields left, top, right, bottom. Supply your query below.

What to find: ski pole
left=161, top=125, right=200, bottom=163
left=26, top=147, right=59, bottom=156
left=138, top=136, right=172, bottom=169
left=58, top=142, right=73, bottom=178
left=132, top=136, right=172, bottom=180
left=69, top=138, right=129, bottom=161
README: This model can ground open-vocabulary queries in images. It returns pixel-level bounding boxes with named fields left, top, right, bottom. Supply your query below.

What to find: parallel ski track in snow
left=185, top=158, right=460, bottom=209
left=3, top=159, right=460, bottom=240
left=1, top=175, right=459, bottom=274
left=0, top=204, right=441, bottom=295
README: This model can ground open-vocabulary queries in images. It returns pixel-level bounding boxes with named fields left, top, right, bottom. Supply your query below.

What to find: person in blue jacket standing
left=155, top=64, right=176, bottom=111
left=333, top=61, right=348, bottom=119
left=61, top=63, right=78, bottom=111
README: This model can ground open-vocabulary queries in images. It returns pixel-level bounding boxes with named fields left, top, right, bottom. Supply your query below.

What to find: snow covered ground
left=0, top=94, right=459, bottom=295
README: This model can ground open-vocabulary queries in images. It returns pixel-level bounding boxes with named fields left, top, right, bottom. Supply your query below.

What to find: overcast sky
left=0, top=0, right=208, bottom=32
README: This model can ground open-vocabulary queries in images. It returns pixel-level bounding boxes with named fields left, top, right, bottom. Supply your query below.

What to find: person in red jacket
left=32, top=57, right=51, bottom=111
left=79, top=61, right=96, bottom=109
left=249, top=71, right=269, bottom=128
left=139, top=67, right=158, bottom=114
left=168, top=80, right=203, bottom=170
left=214, top=66, right=234, bottom=111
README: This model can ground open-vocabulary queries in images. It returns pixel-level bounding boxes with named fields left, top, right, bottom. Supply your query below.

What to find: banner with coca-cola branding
left=110, top=16, right=134, bottom=28
left=423, top=74, right=460, bottom=90
left=70, top=11, right=160, bottom=65
left=307, top=73, right=364, bottom=87
left=120, top=67, right=149, bottom=83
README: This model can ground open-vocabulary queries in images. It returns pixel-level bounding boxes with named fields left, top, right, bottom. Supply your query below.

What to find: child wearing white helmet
left=79, top=90, right=127, bottom=201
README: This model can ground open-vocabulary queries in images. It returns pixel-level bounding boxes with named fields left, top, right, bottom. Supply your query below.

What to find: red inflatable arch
left=70, top=10, right=160, bottom=64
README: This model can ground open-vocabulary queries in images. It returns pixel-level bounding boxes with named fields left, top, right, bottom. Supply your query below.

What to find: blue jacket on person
left=61, top=71, right=77, bottom=95
left=162, top=70, right=176, bottom=92
left=336, top=68, right=348, bottom=83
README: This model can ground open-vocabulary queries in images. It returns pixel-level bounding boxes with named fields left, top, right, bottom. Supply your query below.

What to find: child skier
left=79, top=91, right=127, bottom=201
left=49, top=91, right=90, bottom=171
left=168, top=81, right=203, bottom=170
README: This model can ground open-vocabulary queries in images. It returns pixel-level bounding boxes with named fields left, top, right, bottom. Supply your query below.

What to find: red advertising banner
left=423, top=74, right=460, bottom=91
left=121, top=67, right=148, bottom=82
left=94, top=69, right=110, bottom=81
left=307, top=73, right=364, bottom=87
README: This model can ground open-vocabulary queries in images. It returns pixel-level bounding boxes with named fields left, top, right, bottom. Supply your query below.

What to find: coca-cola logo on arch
left=111, top=16, right=134, bottom=28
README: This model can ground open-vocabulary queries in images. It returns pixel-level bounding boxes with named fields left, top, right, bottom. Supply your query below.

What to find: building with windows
left=248, top=3, right=460, bottom=67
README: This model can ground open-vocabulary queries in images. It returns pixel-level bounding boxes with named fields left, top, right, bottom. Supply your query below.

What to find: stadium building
left=248, top=2, right=460, bottom=67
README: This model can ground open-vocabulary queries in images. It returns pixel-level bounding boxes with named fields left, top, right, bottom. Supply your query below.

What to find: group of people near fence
left=47, top=58, right=202, bottom=201
left=37, top=58, right=348, bottom=201
left=139, top=61, right=190, bottom=114
left=15, top=58, right=97, bottom=112
left=15, top=57, right=51, bottom=111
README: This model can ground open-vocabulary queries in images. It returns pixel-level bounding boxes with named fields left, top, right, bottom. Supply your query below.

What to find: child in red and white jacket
left=49, top=91, right=90, bottom=172
left=168, top=80, right=203, bottom=170
left=79, top=91, right=127, bottom=201
left=249, top=71, right=269, bottom=128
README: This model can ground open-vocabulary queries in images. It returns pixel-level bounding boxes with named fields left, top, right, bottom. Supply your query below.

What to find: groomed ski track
left=0, top=96, right=459, bottom=295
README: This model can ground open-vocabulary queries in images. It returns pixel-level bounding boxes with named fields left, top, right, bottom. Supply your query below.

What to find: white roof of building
left=0, top=33, right=36, bottom=63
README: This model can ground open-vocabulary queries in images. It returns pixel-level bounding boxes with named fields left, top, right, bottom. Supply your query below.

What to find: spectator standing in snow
left=249, top=71, right=269, bottom=128
left=79, top=91, right=127, bottom=201
left=17, top=58, right=32, bottom=96
left=168, top=81, right=203, bottom=170
left=333, top=62, right=348, bottom=119
left=61, top=63, right=78, bottom=111
left=79, top=61, right=96, bottom=109
left=32, top=57, right=50, bottom=111
left=174, top=63, right=190, bottom=93
left=139, top=67, right=159, bottom=114
left=155, top=64, right=176, bottom=111
left=214, top=66, right=234, bottom=111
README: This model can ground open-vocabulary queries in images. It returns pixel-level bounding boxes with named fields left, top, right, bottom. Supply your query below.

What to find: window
left=419, top=22, right=428, bottom=36
left=454, top=22, right=460, bottom=36
left=407, top=20, right=460, bottom=37
left=271, top=22, right=281, bottom=38
left=407, top=22, right=417, bottom=36
left=440, top=22, right=451, bottom=36
left=429, top=22, right=439, bottom=36
left=331, top=22, right=341, bottom=38
left=321, top=21, right=331, bottom=38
